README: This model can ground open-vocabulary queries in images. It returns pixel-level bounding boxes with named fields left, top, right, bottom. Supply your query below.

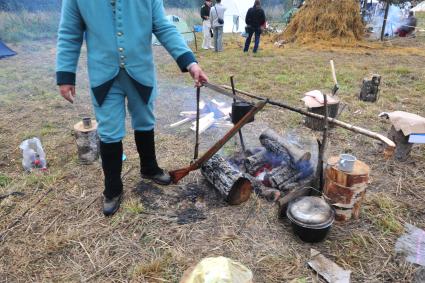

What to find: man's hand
left=188, top=64, right=208, bottom=87
left=59, top=85, right=76, bottom=103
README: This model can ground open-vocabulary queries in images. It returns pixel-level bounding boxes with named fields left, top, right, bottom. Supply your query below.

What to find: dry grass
left=276, top=0, right=364, bottom=45
left=1, top=26, right=425, bottom=282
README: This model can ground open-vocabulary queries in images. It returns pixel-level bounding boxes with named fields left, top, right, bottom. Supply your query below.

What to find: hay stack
left=278, top=0, right=364, bottom=44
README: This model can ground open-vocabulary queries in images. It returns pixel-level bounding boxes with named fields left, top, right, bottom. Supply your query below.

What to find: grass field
left=1, top=9, right=425, bottom=283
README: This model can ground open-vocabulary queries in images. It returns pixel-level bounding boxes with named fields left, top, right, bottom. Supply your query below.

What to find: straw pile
left=277, top=0, right=364, bottom=44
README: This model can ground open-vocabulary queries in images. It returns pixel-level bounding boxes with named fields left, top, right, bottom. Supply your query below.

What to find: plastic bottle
left=19, top=137, right=47, bottom=171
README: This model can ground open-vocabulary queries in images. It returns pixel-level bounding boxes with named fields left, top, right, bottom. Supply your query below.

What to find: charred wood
left=201, top=154, right=252, bottom=205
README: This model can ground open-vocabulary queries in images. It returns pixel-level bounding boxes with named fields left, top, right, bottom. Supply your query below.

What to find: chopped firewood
left=190, top=112, right=215, bottom=134
left=170, top=117, right=193, bottom=128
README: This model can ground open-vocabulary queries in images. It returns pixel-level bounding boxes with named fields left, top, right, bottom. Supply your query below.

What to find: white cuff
left=186, top=62, right=198, bottom=71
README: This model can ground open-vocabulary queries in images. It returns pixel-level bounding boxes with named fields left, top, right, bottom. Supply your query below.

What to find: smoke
left=370, top=3, right=411, bottom=39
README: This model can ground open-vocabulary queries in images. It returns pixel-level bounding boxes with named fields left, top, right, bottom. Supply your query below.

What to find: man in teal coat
left=56, top=0, right=208, bottom=216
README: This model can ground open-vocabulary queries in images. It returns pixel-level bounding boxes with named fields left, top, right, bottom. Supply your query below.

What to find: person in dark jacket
left=200, top=0, right=214, bottom=49
left=243, top=0, right=266, bottom=53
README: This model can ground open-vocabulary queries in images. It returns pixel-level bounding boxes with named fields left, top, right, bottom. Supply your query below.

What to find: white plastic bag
left=19, top=137, right=47, bottom=171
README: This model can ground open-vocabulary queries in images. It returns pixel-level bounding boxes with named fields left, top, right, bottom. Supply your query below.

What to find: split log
left=73, top=120, right=99, bottom=164
left=264, top=165, right=298, bottom=191
left=190, top=112, right=215, bottom=134
left=259, top=129, right=311, bottom=163
left=246, top=176, right=281, bottom=202
left=387, top=125, right=413, bottom=162
left=201, top=154, right=252, bottom=205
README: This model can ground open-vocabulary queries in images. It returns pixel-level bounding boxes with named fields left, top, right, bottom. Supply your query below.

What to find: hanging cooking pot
left=231, top=102, right=255, bottom=124
left=286, top=196, right=335, bottom=243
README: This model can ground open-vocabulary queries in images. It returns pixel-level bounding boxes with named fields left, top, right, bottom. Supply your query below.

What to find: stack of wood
left=323, top=156, right=370, bottom=221
left=170, top=99, right=232, bottom=133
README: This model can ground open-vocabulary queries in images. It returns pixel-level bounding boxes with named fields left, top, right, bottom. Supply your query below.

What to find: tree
left=379, top=0, right=411, bottom=41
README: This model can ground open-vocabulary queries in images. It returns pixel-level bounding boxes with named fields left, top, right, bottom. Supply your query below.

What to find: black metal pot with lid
left=287, top=196, right=335, bottom=243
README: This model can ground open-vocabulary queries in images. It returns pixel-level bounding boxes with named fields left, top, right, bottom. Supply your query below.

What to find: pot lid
left=287, top=196, right=334, bottom=228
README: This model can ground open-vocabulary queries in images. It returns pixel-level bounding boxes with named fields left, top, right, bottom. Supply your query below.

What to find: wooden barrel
left=323, top=156, right=370, bottom=221
left=304, top=102, right=340, bottom=131
left=73, top=120, right=100, bottom=164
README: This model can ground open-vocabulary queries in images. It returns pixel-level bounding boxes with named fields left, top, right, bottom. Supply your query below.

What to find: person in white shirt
left=210, top=0, right=226, bottom=52
left=200, top=0, right=214, bottom=49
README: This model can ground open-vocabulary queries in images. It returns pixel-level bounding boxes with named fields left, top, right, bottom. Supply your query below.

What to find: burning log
left=264, top=166, right=304, bottom=191
left=201, top=154, right=252, bottom=205
left=259, top=129, right=311, bottom=163
left=244, top=148, right=270, bottom=175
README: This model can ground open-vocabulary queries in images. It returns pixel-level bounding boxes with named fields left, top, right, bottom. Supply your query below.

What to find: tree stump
left=201, top=154, right=252, bottom=205
left=304, top=103, right=340, bottom=131
left=387, top=125, right=413, bottom=162
left=323, top=156, right=370, bottom=221
left=359, top=74, right=381, bottom=102
left=73, top=119, right=100, bottom=164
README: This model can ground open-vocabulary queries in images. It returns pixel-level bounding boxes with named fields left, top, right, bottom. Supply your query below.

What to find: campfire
left=201, top=128, right=318, bottom=204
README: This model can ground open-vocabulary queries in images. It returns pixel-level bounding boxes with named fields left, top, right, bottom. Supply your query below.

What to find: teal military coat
left=56, top=0, right=197, bottom=105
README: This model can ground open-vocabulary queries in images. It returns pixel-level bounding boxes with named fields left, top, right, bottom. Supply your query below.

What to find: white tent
left=412, top=1, right=425, bottom=12
left=221, top=0, right=254, bottom=33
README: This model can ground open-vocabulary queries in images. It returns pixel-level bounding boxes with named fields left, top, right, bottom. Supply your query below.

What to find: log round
left=304, top=103, right=340, bottom=131
left=73, top=120, right=100, bottom=165
left=324, top=156, right=370, bottom=221
left=201, top=154, right=252, bottom=205
left=387, top=125, right=413, bottom=162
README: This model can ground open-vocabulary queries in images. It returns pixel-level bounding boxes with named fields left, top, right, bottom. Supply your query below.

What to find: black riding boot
left=100, top=141, right=123, bottom=216
left=134, top=130, right=171, bottom=185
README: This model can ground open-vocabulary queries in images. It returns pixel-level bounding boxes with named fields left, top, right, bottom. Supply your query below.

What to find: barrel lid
left=287, top=196, right=334, bottom=228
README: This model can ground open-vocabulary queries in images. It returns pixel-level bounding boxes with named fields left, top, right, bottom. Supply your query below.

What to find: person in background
left=56, top=0, right=208, bottom=216
left=210, top=0, right=226, bottom=52
left=396, top=11, right=417, bottom=37
left=201, top=0, right=214, bottom=50
left=244, top=0, right=266, bottom=53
